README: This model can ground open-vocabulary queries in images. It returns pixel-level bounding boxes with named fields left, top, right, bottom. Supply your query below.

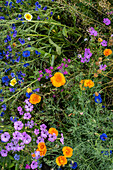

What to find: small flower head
left=50, top=72, right=66, bottom=87
left=24, top=13, right=33, bottom=21
left=62, top=146, right=73, bottom=157
left=48, top=127, right=58, bottom=136
left=56, top=156, right=67, bottom=166
left=29, top=94, right=41, bottom=104
left=104, top=49, right=112, bottom=56
left=100, top=133, right=107, bottom=141
left=10, top=78, right=17, bottom=86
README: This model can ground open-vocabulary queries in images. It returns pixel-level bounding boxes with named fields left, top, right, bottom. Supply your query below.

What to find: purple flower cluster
left=99, top=64, right=107, bottom=71
left=24, top=98, right=34, bottom=112
left=57, top=58, right=71, bottom=75
left=101, top=40, right=107, bottom=46
left=89, top=27, right=98, bottom=36
left=103, top=18, right=111, bottom=25
left=80, top=48, right=92, bottom=63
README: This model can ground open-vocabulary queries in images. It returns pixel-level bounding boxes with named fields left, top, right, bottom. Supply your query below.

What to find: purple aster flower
left=103, top=18, right=111, bottom=25
left=48, top=133, right=57, bottom=142
left=14, top=121, right=23, bottom=130
left=27, top=120, right=34, bottom=128
left=34, top=129, right=39, bottom=135
left=0, top=149, right=8, bottom=157
left=23, top=134, right=31, bottom=144
left=101, top=40, right=107, bottom=46
left=100, top=133, right=107, bottom=141
left=24, top=98, right=30, bottom=105
left=5, top=142, right=13, bottom=151
left=36, top=136, right=44, bottom=144
left=41, top=130, right=48, bottom=138
left=2, top=104, right=6, bottom=111
left=84, top=48, right=92, bottom=59
left=1, top=132, right=10, bottom=142
left=99, top=64, right=107, bottom=71
left=31, top=160, right=38, bottom=170
left=22, top=132, right=28, bottom=138
left=23, top=113, right=31, bottom=120
left=60, top=133, right=64, bottom=145
left=40, top=124, right=47, bottom=131
left=25, top=164, right=31, bottom=169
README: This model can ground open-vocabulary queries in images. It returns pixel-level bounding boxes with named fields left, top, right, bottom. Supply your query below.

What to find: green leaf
left=51, top=55, right=55, bottom=67
left=49, top=38, right=61, bottom=55
left=62, top=27, right=68, bottom=38
left=9, top=163, right=15, bottom=168
left=8, top=155, right=14, bottom=160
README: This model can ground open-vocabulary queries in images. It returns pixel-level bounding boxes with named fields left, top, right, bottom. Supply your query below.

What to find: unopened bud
left=95, top=62, right=99, bottom=66
left=95, top=92, right=99, bottom=96
left=94, top=73, right=98, bottom=77
left=98, top=57, right=102, bottom=62
left=97, top=69, right=102, bottom=74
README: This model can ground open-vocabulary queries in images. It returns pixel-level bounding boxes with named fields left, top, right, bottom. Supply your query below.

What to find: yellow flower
left=26, top=88, right=32, bottom=93
left=24, top=13, right=33, bottom=21
left=84, top=79, right=94, bottom=88
left=58, top=15, right=60, bottom=19
left=98, top=38, right=103, bottom=42
left=52, top=29, right=56, bottom=33
left=10, top=78, right=17, bottom=86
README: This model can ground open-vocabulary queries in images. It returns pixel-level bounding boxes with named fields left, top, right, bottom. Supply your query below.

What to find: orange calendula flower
left=38, top=142, right=46, bottom=151
left=103, top=49, right=112, bottom=56
left=84, top=79, right=94, bottom=88
left=50, top=72, right=66, bottom=87
left=62, top=146, right=73, bottom=158
left=29, top=94, right=41, bottom=104
left=48, top=127, right=58, bottom=136
left=56, top=156, right=67, bottom=166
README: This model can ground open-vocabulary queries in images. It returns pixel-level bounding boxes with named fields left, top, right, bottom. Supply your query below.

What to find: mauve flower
left=101, top=40, right=107, bottom=46
left=24, top=104, right=33, bottom=112
left=23, top=134, right=31, bottom=144
left=23, top=113, right=31, bottom=120
left=63, top=70, right=68, bottom=75
left=99, top=64, right=107, bottom=71
left=0, top=149, right=8, bottom=157
left=17, top=106, right=22, bottom=112
left=60, top=133, right=64, bottom=145
left=1, top=132, right=10, bottom=142
left=63, top=58, right=66, bottom=61
left=40, top=124, right=47, bottom=130
left=19, top=110, right=24, bottom=115
left=84, top=48, right=92, bottom=59
left=34, top=150, right=40, bottom=159
left=67, top=59, right=71, bottom=62
left=36, top=136, right=44, bottom=144
left=103, top=18, right=111, bottom=25
left=25, top=164, right=31, bottom=169
left=41, top=130, right=49, bottom=138
left=13, top=131, right=22, bottom=140
left=14, top=121, right=23, bottom=130
left=89, top=27, right=98, bottom=36
left=48, top=133, right=57, bottom=142
left=24, top=98, right=30, bottom=105
left=34, top=129, right=39, bottom=135
left=5, top=142, right=13, bottom=151
left=31, top=160, right=38, bottom=169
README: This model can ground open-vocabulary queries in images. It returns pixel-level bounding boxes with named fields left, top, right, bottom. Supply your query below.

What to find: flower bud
left=95, top=92, right=99, bottom=96
left=94, top=73, right=98, bottom=77
left=95, top=62, right=99, bottom=66
left=97, top=69, right=102, bottom=74
left=98, top=57, right=102, bottom=62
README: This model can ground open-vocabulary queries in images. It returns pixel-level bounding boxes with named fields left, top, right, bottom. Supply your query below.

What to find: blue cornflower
left=102, top=105, right=105, bottom=108
left=93, top=93, right=102, bottom=103
left=13, top=30, right=17, bottom=37
left=23, top=51, right=30, bottom=57
left=37, top=16, right=40, bottom=20
left=14, top=154, right=20, bottom=160
left=0, top=112, right=5, bottom=117
left=0, top=55, right=3, bottom=59
left=2, top=76, right=10, bottom=83
left=23, top=63, right=29, bottom=67
left=100, top=133, right=107, bottom=141
left=0, top=130, right=3, bottom=133
left=11, top=73, right=15, bottom=77
left=0, top=16, right=5, bottom=20
left=9, top=88, right=16, bottom=92
left=35, top=2, right=39, bottom=6
left=70, top=162, right=77, bottom=169
left=38, top=4, right=41, bottom=8
left=0, top=90, right=2, bottom=93
left=50, top=12, right=53, bottom=16
left=18, top=14, right=22, bottom=18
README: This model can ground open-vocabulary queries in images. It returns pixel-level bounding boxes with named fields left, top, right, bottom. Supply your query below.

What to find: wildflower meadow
left=0, top=0, right=113, bottom=169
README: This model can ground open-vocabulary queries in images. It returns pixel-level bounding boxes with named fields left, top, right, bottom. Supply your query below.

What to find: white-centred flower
left=24, top=13, right=33, bottom=21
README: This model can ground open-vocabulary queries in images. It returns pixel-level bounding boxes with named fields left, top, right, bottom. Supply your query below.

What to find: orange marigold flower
left=62, top=146, right=73, bottom=158
left=36, top=148, right=47, bottom=156
left=56, top=156, right=67, bottom=166
left=38, top=142, right=46, bottom=151
left=84, top=79, right=94, bottom=88
left=50, top=72, right=66, bottom=87
left=103, top=49, right=112, bottom=56
left=48, top=127, right=58, bottom=136
left=29, top=94, right=41, bottom=104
